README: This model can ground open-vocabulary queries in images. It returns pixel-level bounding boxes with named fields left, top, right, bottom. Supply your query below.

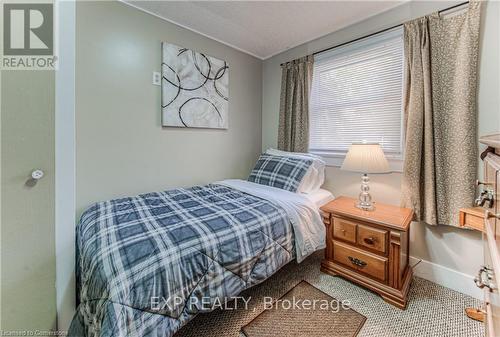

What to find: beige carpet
left=175, top=250, right=484, bottom=337
left=241, top=280, right=366, bottom=337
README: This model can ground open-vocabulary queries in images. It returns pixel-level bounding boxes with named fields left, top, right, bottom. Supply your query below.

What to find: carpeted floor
left=175, top=250, right=484, bottom=337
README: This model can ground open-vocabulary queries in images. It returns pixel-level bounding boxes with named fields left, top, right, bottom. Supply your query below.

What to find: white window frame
left=308, top=27, right=405, bottom=172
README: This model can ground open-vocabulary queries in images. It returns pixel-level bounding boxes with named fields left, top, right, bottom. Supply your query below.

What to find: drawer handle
left=486, top=211, right=500, bottom=220
left=474, top=265, right=496, bottom=290
left=363, top=237, right=376, bottom=245
left=476, top=179, right=493, bottom=186
left=348, top=256, right=367, bottom=268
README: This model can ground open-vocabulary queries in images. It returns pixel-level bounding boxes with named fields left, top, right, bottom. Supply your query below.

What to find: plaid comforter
left=68, top=184, right=294, bottom=337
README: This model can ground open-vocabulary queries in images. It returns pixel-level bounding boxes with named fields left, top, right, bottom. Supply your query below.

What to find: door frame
left=55, top=0, right=76, bottom=331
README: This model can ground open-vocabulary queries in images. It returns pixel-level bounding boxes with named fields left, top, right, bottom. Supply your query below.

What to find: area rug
left=241, top=280, right=366, bottom=337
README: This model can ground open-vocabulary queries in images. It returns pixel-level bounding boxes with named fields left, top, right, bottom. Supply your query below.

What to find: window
left=309, top=28, right=404, bottom=169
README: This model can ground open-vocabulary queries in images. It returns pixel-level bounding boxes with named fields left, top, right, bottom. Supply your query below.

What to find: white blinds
left=309, top=28, right=404, bottom=158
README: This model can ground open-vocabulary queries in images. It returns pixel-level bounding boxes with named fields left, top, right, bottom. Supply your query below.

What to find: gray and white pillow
left=248, top=153, right=313, bottom=192
left=265, top=148, right=325, bottom=193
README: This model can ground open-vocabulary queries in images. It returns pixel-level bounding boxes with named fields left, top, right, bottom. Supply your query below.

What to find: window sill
left=310, top=151, right=404, bottom=173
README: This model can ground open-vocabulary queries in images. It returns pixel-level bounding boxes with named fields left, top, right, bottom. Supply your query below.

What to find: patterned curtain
left=278, top=55, right=314, bottom=152
left=401, top=2, right=482, bottom=226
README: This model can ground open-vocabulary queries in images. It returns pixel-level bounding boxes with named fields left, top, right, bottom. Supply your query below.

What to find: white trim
left=314, top=26, right=403, bottom=61
left=409, top=256, right=482, bottom=300
left=0, top=49, right=2, bottom=334
left=55, top=0, right=76, bottom=330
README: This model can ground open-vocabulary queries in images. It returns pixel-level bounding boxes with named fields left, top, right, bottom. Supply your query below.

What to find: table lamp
left=341, top=143, right=390, bottom=211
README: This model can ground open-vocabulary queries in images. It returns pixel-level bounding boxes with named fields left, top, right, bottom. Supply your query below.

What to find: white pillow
left=265, top=148, right=325, bottom=193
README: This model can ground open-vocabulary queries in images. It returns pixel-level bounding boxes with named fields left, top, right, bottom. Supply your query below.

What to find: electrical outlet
left=152, top=72, right=161, bottom=86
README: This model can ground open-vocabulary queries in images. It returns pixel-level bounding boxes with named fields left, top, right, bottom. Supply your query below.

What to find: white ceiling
left=124, top=1, right=405, bottom=60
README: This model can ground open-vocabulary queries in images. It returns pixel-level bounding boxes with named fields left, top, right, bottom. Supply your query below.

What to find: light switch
left=152, top=72, right=161, bottom=86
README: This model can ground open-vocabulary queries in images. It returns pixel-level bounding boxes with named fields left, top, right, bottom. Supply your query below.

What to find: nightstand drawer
left=333, top=241, right=387, bottom=282
left=333, top=218, right=357, bottom=243
left=357, top=224, right=388, bottom=254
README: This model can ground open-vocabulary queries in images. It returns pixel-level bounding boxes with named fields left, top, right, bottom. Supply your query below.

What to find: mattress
left=219, top=179, right=326, bottom=263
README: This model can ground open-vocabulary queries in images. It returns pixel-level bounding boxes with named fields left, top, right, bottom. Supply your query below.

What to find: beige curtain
left=278, top=55, right=314, bottom=152
left=401, top=2, right=482, bottom=226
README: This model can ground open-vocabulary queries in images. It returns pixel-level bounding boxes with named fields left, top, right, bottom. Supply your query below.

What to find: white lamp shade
left=341, top=143, right=390, bottom=174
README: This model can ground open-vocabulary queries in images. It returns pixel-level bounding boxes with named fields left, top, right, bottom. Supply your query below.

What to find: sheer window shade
left=309, top=28, right=404, bottom=160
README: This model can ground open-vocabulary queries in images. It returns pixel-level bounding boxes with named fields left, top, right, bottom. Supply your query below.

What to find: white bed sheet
left=216, top=179, right=326, bottom=263
left=304, top=189, right=334, bottom=208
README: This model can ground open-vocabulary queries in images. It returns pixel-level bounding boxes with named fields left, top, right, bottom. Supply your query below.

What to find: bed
left=68, top=152, right=332, bottom=337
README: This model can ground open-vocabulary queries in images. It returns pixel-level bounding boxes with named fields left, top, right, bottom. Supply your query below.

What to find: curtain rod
left=280, top=1, right=469, bottom=66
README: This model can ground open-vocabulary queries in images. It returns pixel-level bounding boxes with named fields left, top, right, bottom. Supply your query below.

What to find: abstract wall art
left=161, top=42, right=229, bottom=129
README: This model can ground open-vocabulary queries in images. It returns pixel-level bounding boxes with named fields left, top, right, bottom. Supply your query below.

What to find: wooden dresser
left=320, top=196, right=413, bottom=309
left=478, top=134, right=500, bottom=336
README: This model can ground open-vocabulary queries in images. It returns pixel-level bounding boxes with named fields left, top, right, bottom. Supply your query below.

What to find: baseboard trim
left=409, top=256, right=482, bottom=300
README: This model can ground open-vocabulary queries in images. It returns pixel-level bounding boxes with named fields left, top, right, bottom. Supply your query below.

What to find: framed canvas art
left=162, top=42, right=229, bottom=129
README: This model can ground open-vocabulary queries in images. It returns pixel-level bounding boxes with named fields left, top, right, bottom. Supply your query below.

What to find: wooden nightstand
left=320, top=196, right=414, bottom=309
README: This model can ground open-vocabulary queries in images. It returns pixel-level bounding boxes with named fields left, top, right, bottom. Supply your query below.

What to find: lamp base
left=356, top=201, right=375, bottom=211
left=356, top=174, right=375, bottom=211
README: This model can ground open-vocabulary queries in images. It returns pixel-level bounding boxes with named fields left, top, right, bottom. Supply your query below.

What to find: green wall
left=1, top=70, right=56, bottom=331
left=75, top=1, right=263, bottom=215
